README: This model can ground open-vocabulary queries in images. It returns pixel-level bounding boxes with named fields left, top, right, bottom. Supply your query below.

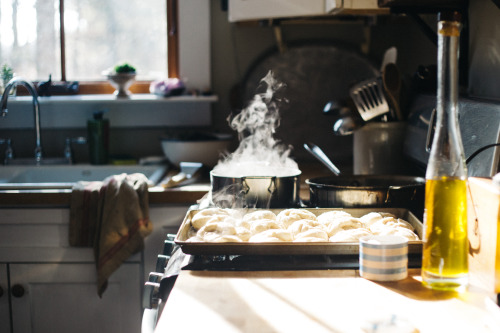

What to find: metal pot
left=210, top=170, right=301, bottom=208
left=306, top=175, right=425, bottom=217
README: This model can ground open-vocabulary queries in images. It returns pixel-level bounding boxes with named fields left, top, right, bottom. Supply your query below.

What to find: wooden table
left=155, top=269, right=500, bottom=332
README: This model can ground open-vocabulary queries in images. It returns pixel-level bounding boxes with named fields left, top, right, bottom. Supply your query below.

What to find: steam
left=213, top=71, right=299, bottom=177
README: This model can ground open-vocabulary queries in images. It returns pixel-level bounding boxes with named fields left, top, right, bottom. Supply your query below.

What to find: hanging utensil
left=348, top=46, right=397, bottom=123
left=380, top=46, right=398, bottom=70
left=349, top=78, right=390, bottom=121
left=323, top=98, right=364, bottom=135
left=382, top=63, right=403, bottom=121
left=332, top=115, right=364, bottom=136
left=303, top=142, right=341, bottom=176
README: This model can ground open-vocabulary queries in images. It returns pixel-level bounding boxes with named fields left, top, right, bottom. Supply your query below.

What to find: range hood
left=228, top=0, right=389, bottom=23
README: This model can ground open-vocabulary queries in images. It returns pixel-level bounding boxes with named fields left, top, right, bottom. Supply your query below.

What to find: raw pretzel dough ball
left=326, top=216, right=364, bottom=237
left=212, top=235, right=243, bottom=243
left=249, top=229, right=293, bottom=242
left=239, top=210, right=277, bottom=230
left=288, top=219, right=325, bottom=235
left=375, top=227, right=420, bottom=241
left=236, top=219, right=252, bottom=230
left=293, top=237, right=328, bottom=242
left=223, top=216, right=240, bottom=226
left=191, top=208, right=231, bottom=230
left=186, top=236, right=203, bottom=242
left=197, top=221, right=236, bottom=241
left=243, top=210, right=277, bottom=222
left=329, top=228, right=373, bottom=242
left=294, top=228, right=329, bottom=242
left=369, top=217, right=414, bottom=234
left=359, top=212, right=396, bottom=228
left=250, top=219, right=282, bottom=235
left=276, top=209, right=317, bottom=228
left=317, top=210, right=353, bottom=225
left=235, top=226, right=252, bottom=241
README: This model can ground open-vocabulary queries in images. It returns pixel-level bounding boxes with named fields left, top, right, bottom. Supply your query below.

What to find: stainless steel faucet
left=1, top=77, right=43, bottom=162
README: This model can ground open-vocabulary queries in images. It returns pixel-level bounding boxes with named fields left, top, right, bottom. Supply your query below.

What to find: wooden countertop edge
left=0, top=183, right=311, bottom=207
left=0, top=188, right=209, bottom=207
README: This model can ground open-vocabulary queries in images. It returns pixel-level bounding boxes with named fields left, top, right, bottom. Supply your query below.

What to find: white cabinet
left=0, top=204, right=191, bottom=332
left=9, top=263, right=141, bottom=333
left=0, top=208, right=142, bottom=333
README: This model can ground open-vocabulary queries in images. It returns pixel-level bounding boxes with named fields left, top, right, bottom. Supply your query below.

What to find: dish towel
left=69, top=173, right=153, bottom=297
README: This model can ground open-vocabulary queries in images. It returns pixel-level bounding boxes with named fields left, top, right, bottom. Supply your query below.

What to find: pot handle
left=267, top=177, right=277, bottom=194
left=240, top=178, right=250, bottom=194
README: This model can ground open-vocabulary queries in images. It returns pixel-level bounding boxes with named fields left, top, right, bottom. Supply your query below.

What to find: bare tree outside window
left=0, top=0, right=168, bottom=83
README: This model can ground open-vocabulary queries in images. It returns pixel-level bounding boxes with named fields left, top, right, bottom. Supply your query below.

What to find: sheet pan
left=175, top=208, right=423, bottom=255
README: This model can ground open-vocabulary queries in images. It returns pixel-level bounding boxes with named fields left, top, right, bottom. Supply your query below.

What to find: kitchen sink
left=0, top=164, right=168, bottom=189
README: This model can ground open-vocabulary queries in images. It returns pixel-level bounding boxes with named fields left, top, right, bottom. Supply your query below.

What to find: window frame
left=54, top=0, right=179, bottom=94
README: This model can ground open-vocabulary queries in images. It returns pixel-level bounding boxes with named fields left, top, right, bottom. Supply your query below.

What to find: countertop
left=155, top=269, right=500, bottom=332
left=0, top=162, right=334, bottom=207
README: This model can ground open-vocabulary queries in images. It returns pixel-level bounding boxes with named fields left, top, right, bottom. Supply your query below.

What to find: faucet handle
left=0, top=138, right=14, bottom=164
left=64, top=137, right=87, bottom=163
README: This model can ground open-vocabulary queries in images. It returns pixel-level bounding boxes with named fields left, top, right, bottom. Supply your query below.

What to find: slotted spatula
left=349, top=78, right=390, bottom=122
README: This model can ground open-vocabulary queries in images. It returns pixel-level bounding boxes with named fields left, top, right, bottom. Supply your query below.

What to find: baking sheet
left=175, top=208, right=423, bottom=255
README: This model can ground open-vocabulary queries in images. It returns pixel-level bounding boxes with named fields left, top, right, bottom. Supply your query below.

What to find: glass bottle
left=421, top=12, right=468, bottom=291
left=87, top=111, right=109, bottom=165
left=493, top=173, right=500, bottom=296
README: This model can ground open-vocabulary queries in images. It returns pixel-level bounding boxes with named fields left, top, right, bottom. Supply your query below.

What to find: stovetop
left=182, top=253, right=422, bottom=271
left=161, top=234, right=422, bottom=275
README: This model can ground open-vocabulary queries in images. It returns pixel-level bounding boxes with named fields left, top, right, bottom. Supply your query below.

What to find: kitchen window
left=0, top=0, right=179, bottom=93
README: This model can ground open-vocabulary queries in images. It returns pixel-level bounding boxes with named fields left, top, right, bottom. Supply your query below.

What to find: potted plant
left=1, top=64, right=14, bottom=95
left=103, top=63, right=137, bottom=97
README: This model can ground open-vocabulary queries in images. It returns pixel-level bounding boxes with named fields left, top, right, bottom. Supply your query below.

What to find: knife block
left=467, top=177, right=500, bottom=294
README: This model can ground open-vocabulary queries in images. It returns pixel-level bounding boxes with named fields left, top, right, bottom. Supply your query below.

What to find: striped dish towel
left=70, top=173, right=153, bottom=297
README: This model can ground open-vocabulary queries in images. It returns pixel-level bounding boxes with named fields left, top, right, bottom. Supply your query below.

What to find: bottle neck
left=426, top=20, right=467, bottom=180
left=436, top=20, right=461, bottom=128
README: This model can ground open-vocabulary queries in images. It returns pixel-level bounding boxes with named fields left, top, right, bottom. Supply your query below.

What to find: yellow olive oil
left=496, top=199, right=500, bottom=293
left=422, top=177, right=468, bottom=290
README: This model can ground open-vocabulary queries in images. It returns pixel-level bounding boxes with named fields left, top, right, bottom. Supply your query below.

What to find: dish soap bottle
left=421, top=11, right=468, bottom=291
left=87, top=110, right=109, bottom=165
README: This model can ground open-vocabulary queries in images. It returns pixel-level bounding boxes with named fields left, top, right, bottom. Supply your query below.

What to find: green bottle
left=87, top=111, right=109, bottom=165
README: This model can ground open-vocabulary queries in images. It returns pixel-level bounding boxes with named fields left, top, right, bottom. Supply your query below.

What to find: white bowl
left=160, top=134, right=232, bottom=167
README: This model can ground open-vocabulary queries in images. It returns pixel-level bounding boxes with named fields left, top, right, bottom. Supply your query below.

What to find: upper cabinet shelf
left=227, top=0, right=389, bottom=23
left=377, top=0, right=467, bottom=13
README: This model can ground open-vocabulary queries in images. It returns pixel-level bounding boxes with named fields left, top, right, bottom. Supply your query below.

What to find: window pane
left=0, top=0, right=167, bottom=82
left=65, top=0, right=167, bottom=81
left=0, top=0, right=61, bottom=81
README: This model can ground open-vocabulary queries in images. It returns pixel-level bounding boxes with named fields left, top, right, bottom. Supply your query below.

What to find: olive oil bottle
left=422, top=12, right=468, bottom=291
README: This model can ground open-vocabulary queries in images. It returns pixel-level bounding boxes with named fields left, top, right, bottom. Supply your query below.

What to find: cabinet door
left=10, top=262, right=141, bottom=333
left=0, top=264, right=10, bottom=333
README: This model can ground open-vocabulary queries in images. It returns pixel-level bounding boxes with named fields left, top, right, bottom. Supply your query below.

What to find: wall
left=209, top=2, right=436, bottom=167
left=469, top=0, right=500, bottom=100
